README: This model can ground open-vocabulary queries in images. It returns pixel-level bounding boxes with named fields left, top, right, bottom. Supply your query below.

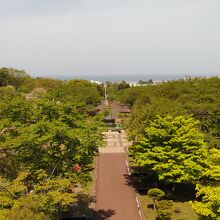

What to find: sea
left=34, top=73, right=220, bottom=83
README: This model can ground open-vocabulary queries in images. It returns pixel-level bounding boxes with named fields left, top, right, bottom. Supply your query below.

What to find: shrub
left=147, top=188, right=165, bottom=210
left=157, top=200, right=173, bottom=210
left=156, top=210, right=172, bottom=220
left=147, top=188, right=165, bottom=198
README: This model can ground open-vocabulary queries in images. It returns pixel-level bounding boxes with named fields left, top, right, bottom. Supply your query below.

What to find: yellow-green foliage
left=0, top=77, right=104, bottom=219
left=191, top=185, right=220, bottom=219
left=0, top=171, right=76, bottom=219
left=131, top=115, right=209, bottom=184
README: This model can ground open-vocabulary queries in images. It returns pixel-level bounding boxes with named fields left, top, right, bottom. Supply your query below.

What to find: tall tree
left=131, top=115, right=210, bottom=184
left=0, top=67, right=30, bottom=88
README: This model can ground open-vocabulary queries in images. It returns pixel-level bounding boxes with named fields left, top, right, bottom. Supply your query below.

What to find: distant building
left=90, top=80, right=102, bottom=85
left=127, top=81, right=138, bottom=87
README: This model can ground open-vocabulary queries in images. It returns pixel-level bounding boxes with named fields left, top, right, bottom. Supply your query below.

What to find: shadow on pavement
left=123, top=173, right=151, bottom=193
left=60, top=193, right=116, bottom=220
left=93, top=209, right=116, bottom=220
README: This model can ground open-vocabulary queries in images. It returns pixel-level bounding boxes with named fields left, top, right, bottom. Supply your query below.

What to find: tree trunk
left=153, top=198, right=156, bottom=210
left=172, top=183, right=176, bottom=192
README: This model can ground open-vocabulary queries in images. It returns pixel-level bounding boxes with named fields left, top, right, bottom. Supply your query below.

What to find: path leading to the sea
left=94, top=131, right=141, bottom=220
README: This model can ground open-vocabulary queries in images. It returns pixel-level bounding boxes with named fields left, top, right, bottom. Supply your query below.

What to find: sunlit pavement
left=95, top=131, right=140, bottom=220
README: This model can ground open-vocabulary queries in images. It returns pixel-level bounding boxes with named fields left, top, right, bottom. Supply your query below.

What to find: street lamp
left=104, top=83, right=108, bottom=106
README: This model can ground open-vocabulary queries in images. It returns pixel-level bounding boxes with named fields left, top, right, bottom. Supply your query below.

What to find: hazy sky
left=0, top=0, right=220, bottom=77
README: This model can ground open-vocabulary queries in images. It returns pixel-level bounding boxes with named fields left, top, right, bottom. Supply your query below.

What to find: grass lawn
left=138, top=194, right=199, bottom=220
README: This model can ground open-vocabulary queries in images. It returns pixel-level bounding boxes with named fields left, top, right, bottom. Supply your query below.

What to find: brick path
left=95, top=131, right=140, bottom=220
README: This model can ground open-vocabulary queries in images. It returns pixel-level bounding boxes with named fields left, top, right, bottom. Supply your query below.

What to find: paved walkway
left=94, top=131, right=140, bottom=220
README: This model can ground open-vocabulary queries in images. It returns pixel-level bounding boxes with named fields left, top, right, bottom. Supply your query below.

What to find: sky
left=0, top=0, right=220, bottom=78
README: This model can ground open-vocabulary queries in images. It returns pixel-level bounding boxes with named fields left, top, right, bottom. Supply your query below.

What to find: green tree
left=156, top=210, right=172, bottom=220
left=138, top=79, right=153, bottom=84
left=131, top=115, right=210, bottom=185
left=50, top=79, right=101, bottom=106
left=0, top=82, right=104, bottom=218
left=117, top=80, right=130, bottom=90
left=125, top=97, right=185, bottom=140
left=0, top=171, right=76, bottom=220
left=0, top=67, right=30, bottom=88
left=191, top=149, right=220, bottom=219
left=0, top=86, right=16, bottom=102
left=147, top=188, right=165, bottom=210
left=191, top=185, right=220, bottom=219
left=119, top=77, right=220, bottom=148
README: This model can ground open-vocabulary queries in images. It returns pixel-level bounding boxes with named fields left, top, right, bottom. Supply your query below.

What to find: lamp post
left=104, top=83, right=108, bottom=106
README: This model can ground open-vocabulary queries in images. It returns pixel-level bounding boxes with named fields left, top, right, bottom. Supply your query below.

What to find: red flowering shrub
left=72, top=164, right=81, bottom=172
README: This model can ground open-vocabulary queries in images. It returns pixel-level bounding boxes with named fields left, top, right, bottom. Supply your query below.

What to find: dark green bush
left=156, top=210, right=172, bottom=220
left=157, top=200, right=173, bottom=210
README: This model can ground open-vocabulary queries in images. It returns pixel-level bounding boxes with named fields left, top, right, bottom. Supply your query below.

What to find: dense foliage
left=191, top=185, right=220, bottom=219
left=0, top=69, right=104, bottom=219
left=0, top=68, right=30, bottom=88
left=115, top=77, right=220, bottom=219
left=132, top=115, right=210, bottom=184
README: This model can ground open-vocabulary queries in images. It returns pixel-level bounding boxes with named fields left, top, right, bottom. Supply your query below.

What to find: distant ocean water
left=35, top=73, right=220, bottom=82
